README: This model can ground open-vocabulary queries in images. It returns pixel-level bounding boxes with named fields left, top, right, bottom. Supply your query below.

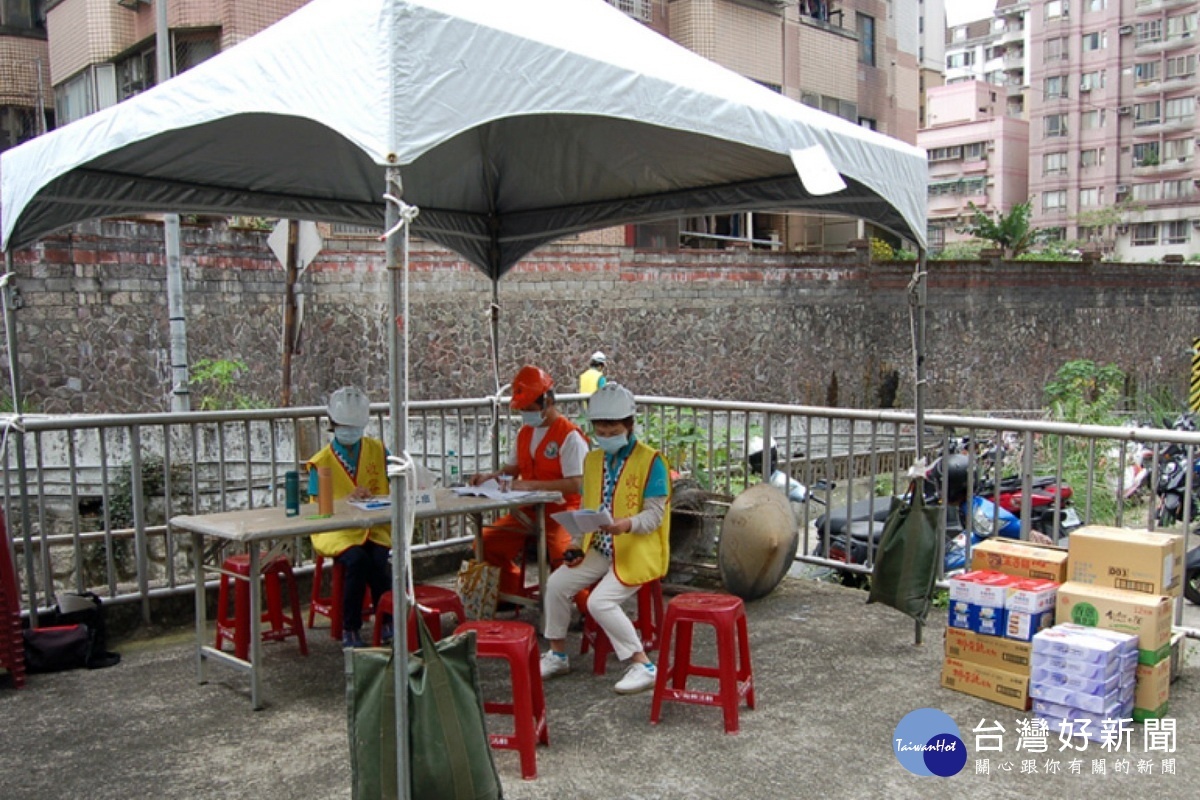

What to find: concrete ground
left=1, top=575, right=1196, bottom=800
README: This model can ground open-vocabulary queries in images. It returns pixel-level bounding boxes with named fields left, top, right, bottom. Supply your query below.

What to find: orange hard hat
left=510, top=365, right=554, bottom=409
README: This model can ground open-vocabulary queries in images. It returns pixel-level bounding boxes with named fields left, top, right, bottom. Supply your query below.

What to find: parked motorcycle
left=1150, top=425, right=1200, bottom=605
left=810, top=454, right=1077, bottom=584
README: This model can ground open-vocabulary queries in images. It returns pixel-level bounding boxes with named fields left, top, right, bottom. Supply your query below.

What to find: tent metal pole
left=2, top=251, right=39, bottom=623
left=157, top=0, right=189, bottom=412
left=385, top=167, right=412, bottom=800
left=912, top=246, right=928, bottom=647
left=490, top=277, right=502, bottom=471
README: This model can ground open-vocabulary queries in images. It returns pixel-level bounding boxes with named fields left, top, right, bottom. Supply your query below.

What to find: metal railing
left=4, top=395, right=1199, bottom=625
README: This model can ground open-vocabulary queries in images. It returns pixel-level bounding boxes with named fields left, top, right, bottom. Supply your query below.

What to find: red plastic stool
left=650, top=592, right=754, bottom=734
left=215, top=553, right=308, bottom=660
left=307, top=554, right=373, bottom=640
left=575, top=579, right=663, bottom=674
left=371, top=585, right=468, bottom=648
left=453, top=620, right=548, bottom=780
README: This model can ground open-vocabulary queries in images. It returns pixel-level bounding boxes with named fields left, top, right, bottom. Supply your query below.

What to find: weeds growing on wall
left=190, top=358, right=270, bottom=410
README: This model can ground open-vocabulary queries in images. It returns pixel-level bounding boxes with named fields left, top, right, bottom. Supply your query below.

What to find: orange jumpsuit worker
left=471, top=366, right=586, bottom=598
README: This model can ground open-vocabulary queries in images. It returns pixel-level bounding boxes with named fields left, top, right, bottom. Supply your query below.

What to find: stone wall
left=3, top=218, right=1197, bottom=414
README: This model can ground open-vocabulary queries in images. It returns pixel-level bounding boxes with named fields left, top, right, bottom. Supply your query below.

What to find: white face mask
left=595, top=432, right=628, bottom=454
left=334, top=425, right=364, bottom=447
left=520, top=409, right=546, bottom=428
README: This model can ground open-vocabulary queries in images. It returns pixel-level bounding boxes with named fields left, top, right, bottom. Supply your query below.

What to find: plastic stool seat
left=371, top=585, right=467, bottom=648
left=650, top=592, right=754, bottom=734
left=453, top=620, right=548, bottom=780
left=307, top=554, right=374, bottom=640
left=215, top=553, right=308, bottom=660
left=576, top=578, right=663, bottom=674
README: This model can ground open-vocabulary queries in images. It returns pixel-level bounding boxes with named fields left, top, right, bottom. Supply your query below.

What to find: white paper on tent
left=550, top=509, right=614, bottom=537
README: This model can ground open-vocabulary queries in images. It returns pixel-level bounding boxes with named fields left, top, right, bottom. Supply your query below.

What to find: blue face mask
left=595, top=432, right=628, bottom=454
left=520, top=409, right=546, bottom=428
left=334, top=426, right=364, bottom=447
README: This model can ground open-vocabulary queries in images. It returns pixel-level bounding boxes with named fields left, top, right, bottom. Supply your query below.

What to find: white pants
left=543, top=549, right=643, bottom=661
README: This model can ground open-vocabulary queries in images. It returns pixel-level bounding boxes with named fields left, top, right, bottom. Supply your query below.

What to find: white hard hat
left=328, top=386, right=370, bottom=428
left=590, top=351, right=607, bottom=365
left=588, top=382, right=636, bottom=422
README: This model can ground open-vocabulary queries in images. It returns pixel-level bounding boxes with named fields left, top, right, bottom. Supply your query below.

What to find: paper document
left=550, top=509, right=613, bottom=537
left=347, top=496, right=391, bottom=511
left=451, top=479, right=537, bottom=501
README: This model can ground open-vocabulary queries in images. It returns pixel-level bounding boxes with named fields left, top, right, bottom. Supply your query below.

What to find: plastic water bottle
left=447, top=450, right=460, bottom=486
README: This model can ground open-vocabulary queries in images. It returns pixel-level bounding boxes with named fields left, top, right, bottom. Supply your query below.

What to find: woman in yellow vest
left=306, top=386, right=390, bottom=648
left=539, top=382, right=671, bottom=695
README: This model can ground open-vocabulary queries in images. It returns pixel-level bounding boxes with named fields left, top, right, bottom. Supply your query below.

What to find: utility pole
left=157, top=0, right=190, bottom=411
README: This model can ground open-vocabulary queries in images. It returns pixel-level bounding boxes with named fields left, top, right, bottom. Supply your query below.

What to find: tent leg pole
left=913, top=247, right=929, bottom=648
left=385, top=167, right=412, bottom=800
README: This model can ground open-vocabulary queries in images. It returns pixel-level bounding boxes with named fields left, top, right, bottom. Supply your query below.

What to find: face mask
left=520, top=409, right=546, bottom=427
left=595, top=432, right=628, bottom=454
left=334, top=425, right=364, bottom=447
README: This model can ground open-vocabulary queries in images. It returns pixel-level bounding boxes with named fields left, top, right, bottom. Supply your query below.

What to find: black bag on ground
left=23, top=625, right=91, bottom=673
left=54, top=591, right=121, bottom=669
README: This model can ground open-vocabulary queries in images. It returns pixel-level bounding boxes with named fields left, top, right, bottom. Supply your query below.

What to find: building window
left=1132, top=182, right=1160, bottom=201
left=1043, top=37, right=1068, bottom=63
left=1132, top=223, right=1159, bottom=246
left=1087, top=0, right=1107, bottom=10
left=1133, top=142, right=1160, bottom=166
left=1164, top=220, right=1190, bottom=244
left=1163, top=137, right=1194, bottom=163
left=1081, top=110, right=1105, bottom=130
left=1079, top=187, right=1102, bottom=207
left=1137, top=21, right=1164, bottom=45
left=607, top=0, right=653, bottom=22
left=1045, top=0, right=1067, bottom=20
left=1135, top=61, right=1160, bottom=85
left=1164, top=179, right=1194, bottom=199
left=947, top=51, right=974, bottom=70
left=1042, top=227, right=1067, bottom=243
left=1043, top=190, right=1067, bottom=212
left=927, top=146, right=963, bottom=162
left=1082, top=31, right=1107, bottom=53
left=1078, top=225, right=1105, bottom=242
left=0, top=0, right=43, bottom=32
left=963, top=142, right=987, bottom=160
left=1166, top=54, right=1196, bottom=80
left=1134, top=101, right=1162, bottom=127
left=1165, top=96, right=1195, bottom=124
left=1044, top=75, right=1068, bottom=99
left=1167, top=13, right=1198, bottom=40
left=1079, top=70, right=1105, bottom=91
left=859, top=117, right=877, bottom=131
left=1044, top=151, right=1069, bottom=175
left=858, top=14, right=876, bottom=67
left=1044, top=113, right=1068, bottom=138
left=1080, top=148, right=1105, bottom=168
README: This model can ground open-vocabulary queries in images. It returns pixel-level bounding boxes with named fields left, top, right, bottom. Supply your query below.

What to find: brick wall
left=3, top=218, right=1198, bottom=415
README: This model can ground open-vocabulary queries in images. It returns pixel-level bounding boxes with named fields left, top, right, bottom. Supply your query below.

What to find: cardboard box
left=1055, top=582, right=1173, bottom=665
left=1006, top=609, right=1054, bottom=642
left=941, top=656, right=1031, bottom=710
left=1068, top=526, right=1184, bottom=598
left=945, top=627, right=1034, bottom=674
left=1134, top=659, right=1171, bottom=721
left=970, top=539, right=1069, bottom=582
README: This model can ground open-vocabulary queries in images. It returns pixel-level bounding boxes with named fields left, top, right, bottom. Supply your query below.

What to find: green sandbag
left=346, top=617, right=504, bottom=800
left=866, top=490, right=940, bottom=624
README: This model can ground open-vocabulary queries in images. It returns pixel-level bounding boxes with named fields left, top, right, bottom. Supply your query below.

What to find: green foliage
left=930, top=240, right=985, bottom=261
left=190, top=358, right=269, bottom=410
left=1044, top=360, right=1127, bottom=426
left=894, top=248, right=919, bottom=261
left=639, top=410, right=728, bottom=490
left=956, top=201, right=1036, bottom=258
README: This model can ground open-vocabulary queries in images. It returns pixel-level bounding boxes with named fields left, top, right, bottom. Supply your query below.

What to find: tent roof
left=0, top=0, right=928, bottom=275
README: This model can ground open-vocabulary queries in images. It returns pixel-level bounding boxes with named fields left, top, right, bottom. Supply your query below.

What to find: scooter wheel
left=1186, top=567, right=1200, bottom=606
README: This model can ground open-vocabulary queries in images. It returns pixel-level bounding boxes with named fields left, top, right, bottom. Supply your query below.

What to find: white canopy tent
left=1, top=0, right=929, bottom=792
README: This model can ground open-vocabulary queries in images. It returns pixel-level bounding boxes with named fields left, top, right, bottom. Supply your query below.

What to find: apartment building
left=45, top=0, right=308, bottom=125
left=0, top=0, right=52, bottom=153
left=1027, top=0, right=1200, bottom=258
left=919, top=0, right=948, bottom=128
left=918, top=80, right=1030, bottom=250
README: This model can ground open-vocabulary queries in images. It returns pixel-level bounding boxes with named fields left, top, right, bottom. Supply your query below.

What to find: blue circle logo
left=893, top=708, right=967, bottom=777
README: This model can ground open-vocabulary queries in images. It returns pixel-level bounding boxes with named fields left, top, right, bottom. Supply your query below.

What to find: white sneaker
left=540, top=650, right=570, bottom=679
left=614, top=661, right=657, bottom=695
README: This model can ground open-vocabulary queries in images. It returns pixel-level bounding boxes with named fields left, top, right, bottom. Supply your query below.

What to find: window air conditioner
left=1079, top=84, right=1091, bottom=93
left=1117, top=106, right=1132, bottom=115
left=1118, top=25, right=1133, bottom=35
left=1116, top=184, right=1131, bottom=194
left=1116, top=224, right=1130, bottom=234
left=1192, top=220, right=1200, bottom=231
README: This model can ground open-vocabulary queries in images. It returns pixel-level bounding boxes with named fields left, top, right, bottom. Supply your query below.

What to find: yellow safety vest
left=306, top=438, right=391, bottom=557
left=579, top=368, right=603, bottom=395
left=581, top=442, right=671, bottom=586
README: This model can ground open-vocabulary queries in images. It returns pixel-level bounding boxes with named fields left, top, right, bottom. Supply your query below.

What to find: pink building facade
left=918, top=81, right=1030, bottom=250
